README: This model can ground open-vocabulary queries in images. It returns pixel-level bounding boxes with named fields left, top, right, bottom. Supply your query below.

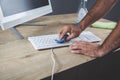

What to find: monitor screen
left=0, top=0, right=49, bottom=17
left=0, top=0, right=52, bottom=30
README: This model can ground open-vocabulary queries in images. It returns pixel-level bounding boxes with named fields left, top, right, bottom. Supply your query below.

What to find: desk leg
left=10, top=27, right=24, bottom=39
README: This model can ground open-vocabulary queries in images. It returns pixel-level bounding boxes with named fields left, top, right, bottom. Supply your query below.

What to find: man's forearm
left=100, top=20, right=120, bottom=54
left=78, top=0, right=117, bottom=30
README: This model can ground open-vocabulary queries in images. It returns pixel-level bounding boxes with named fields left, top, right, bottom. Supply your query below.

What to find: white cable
left=51, top=48, right=56, bottom=80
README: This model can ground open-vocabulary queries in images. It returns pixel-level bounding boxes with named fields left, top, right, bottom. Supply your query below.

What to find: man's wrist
left=98, top=45, right=112, bottom=56
left=76, top=22, right=86, bottom=32
left=77, top=13, right=93, bottom=31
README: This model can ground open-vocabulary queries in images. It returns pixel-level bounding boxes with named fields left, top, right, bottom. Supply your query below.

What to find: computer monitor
left=0, top=0, right=52, bottom=30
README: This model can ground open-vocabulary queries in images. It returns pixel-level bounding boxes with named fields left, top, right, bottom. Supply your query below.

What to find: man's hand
left=69, top=41, right=106, bottom=58
left=59, top=25, right=82, bottom=41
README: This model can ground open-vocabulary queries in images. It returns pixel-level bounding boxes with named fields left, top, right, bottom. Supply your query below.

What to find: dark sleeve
left=104, top=0, right=120, bottom=21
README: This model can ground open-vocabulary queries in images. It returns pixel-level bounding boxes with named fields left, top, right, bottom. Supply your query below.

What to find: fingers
left=71, top=50, right=85, bottom=54
left=70, top=47, right=94, bottom=57
left=71, top=49, right=95, bottom=57
left=69, top=41, right=101, bottom=57
left=66, top=33, right=76, bottom=41
left=58, top=25, right=81, bottom=41
left=70, top=41, right=87, bottom=49
left=59, top=30, right=67, bottom=39
left=58, top=26, right=71, bottom=40
left=69, top=41, right=88, bottom=53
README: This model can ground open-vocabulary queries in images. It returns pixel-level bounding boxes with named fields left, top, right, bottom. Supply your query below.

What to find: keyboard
left=28, top=31, right=101, bottom=50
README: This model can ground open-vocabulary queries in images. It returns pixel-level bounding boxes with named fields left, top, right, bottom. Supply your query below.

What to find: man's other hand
left=70, top=41, right=106, bottom=58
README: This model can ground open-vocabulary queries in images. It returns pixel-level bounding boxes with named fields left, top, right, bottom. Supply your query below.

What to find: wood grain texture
left=0, top=14, right=112, bottom=80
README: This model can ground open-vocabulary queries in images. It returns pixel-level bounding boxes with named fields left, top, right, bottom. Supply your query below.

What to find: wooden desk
left=0, top=14, right=112, bottom=80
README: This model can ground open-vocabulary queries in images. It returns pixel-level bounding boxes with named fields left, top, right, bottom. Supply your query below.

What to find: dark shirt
left=87, top=0, right=120, bottom=21
left=104, top=0, right=120, bottom=21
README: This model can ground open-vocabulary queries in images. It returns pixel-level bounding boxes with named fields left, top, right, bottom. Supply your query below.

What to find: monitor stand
left=10, top=27, right=24, bottom=39
left=10, top=23, right=47, bottom=39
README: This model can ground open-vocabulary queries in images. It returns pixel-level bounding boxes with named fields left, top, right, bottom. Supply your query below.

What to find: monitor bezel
left=0, top=0, right=52, bottom=30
